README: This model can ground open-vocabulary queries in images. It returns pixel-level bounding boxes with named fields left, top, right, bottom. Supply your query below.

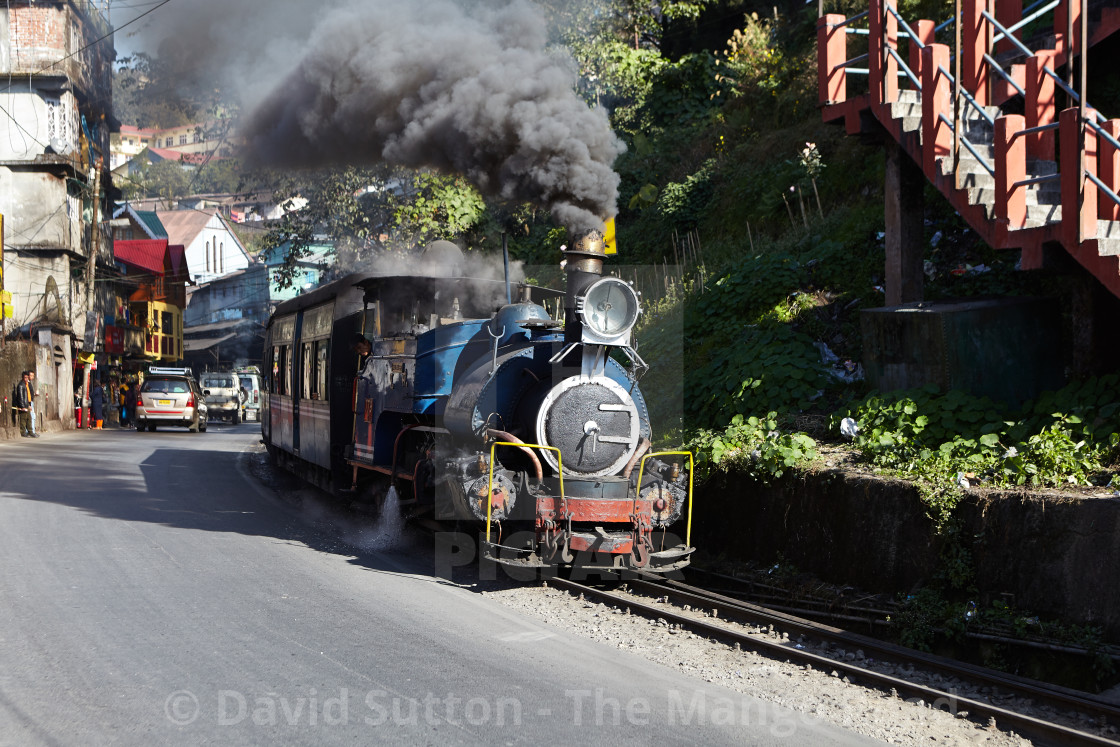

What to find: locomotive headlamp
left=578, top=276, right=640, bottom=345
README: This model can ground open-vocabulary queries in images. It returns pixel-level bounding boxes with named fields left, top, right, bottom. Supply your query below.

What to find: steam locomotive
left=261, top=232, right=693, bottom=574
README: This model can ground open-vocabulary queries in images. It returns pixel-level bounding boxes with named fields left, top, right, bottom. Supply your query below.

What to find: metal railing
left=822, top=0, right=1120, bottom=248
left=940, top=113, right=997, bottom=175
left=938, top=65, right=994, bottom=127
left=1086, top=119, right=1120, bottom=210
left=992, top=0, right=1061, bottom=44
left=982, top=53, right=1026, bottom=96
left=886, top=46, right=921, bottom=88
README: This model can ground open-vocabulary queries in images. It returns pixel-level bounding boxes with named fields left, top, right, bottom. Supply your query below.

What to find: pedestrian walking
left=119, top=379, right=130, bottom=427
left=125, top=378, right=138, bottom=429
left=14, top=371, right=38, bottom=437
left=90, top=378, right=105, bottom=430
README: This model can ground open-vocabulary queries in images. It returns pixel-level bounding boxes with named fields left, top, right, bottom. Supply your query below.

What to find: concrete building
left=258, top=241, right=336, bottom=305
left=184, top=264, right=269, bottom=328
left=0, top=0, right=116, bottom=352
left=157, top=208, right=251, bottom=284
left=112, top=238, right=188, bottom=364
left=109, top=120, right=236, bottom=171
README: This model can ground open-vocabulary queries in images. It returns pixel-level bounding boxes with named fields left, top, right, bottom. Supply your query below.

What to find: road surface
left=0, top=425, right=875, bottom=745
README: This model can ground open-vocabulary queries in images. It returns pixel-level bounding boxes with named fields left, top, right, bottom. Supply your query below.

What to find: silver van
left=200, top=372, right=242, bottom=424
left=236, top=369, right=262, bottom=422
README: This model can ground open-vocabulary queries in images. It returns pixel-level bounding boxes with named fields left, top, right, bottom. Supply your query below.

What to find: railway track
left=546, top=574, right=1120, bottom=746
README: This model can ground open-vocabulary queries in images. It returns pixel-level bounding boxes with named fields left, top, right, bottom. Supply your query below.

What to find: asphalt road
left=0, top=424, right=876, bottom=745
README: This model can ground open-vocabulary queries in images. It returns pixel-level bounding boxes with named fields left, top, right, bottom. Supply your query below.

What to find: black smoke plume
left=224, top=0, right=623, bottom=233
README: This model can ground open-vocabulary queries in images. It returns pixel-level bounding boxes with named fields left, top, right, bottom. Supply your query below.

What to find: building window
left=220, top=243, right=224, bottom=273
left=205, top=241, right=211, bottom=272
left=179, top=135, right=187, bottom=145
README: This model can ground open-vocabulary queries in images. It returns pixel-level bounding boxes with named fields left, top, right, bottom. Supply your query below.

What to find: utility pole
left=0, top=213, right=5, bottom=350
left=87, top=165, right=99, bottom=315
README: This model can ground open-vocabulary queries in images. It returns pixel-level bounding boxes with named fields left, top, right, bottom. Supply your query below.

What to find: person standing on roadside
left=90, top=377, right=105, bottom=430
left=124, top=378, right=137, bottom=429
left=119, top=378, right=130, bottom=428
left=27, top=370, right=39, bottom=436
left=14, top=371, right=37, bottom=437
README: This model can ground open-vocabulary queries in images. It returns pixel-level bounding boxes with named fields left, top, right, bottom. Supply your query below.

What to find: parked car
left=235, top=368, right=262, bottom=422
left=200, top=371, right=242, bottom=424
left=135, top=367, right=207, bottom=433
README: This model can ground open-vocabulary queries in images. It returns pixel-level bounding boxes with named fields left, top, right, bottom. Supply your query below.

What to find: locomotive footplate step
left=481, top=540, right=546, bottom=567
left=649, top=544, right=695, bottom=562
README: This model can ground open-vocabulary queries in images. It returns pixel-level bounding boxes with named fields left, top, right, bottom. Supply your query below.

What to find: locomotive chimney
left=563, top=229, right=607, bottom=343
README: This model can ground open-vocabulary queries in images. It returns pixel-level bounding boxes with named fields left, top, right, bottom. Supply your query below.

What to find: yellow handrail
left=635, top=451, right=695, bottom=547
left=486, top=442, right=564, bottom=544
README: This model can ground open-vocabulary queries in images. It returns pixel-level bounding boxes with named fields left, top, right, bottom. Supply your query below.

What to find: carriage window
left=299, top=340, right=330, bottom=401
left=271, top=347, right=281, bottom=394
left=301, top=341, right=314, bottom=400
left=316, top=340, right=330, bottom=401
left=273, top=345, right=291, bottom=396
left=283, top=345, right=293, bottom=396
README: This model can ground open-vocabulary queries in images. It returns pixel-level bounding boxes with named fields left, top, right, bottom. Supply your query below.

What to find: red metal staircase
left=818, top=0, right=1120, bottom=297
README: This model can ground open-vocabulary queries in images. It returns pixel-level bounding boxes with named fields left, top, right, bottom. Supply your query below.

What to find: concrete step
left=967, top=183, right=1062, bottom=207
left=1026, top=203, right=1062, bottom=223
left=956, top=165, right=995, bottom=191
left=890, top=100, right=921, bottom=119
left=1028, top=159, right=1058, bottom=176
left=1095, top=220, right=1120, bottom=257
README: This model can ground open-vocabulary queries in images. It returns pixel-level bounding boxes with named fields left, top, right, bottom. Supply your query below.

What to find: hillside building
left=157, top=208, right=251, bottom=283
left=0, top=0, right=116, bottom=350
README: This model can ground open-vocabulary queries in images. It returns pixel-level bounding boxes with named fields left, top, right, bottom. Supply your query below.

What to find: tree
left=139, top=159, right=192, bottom=202
left=113, top=54, right=197, bottom=128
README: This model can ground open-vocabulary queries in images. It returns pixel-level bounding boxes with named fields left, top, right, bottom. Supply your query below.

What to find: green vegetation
left=114, top=1, right=1120, bottom=496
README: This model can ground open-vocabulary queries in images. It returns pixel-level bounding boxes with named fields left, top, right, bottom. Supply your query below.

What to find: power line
left=30, top=0, right=174, bottom=79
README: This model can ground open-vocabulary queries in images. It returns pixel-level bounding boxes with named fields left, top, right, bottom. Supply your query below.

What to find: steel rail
left=685, top=567, right=1120, bottom=661
left=992, top=0, right=1060, bottom=43
left=885, top=5, right=926, bottom=50
left=980, top=9, right=1036, bottom=59
left=643, top=574, right=1120, bottom=715
left=982, top=53, right=1026, bottom=96
left=938, top=114, right=997, bottom=175
left=548, top=576, right=1118, bottom=746
left=885, top=46, right=921, bottom=89
left=1012, top=173, right=1060, bottom=188
left=1086, top=170, right=1120, bottom=210
left=837, top=52, right=871, bottom=68
left=938, top=65, right=995, bottom=126
left=830, top=10, right=870, bottom=28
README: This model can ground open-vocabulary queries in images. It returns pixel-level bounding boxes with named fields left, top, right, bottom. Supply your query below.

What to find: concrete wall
left=699, top=469, right=1120, bottom=638
left=0, top=335, right=74, bottom=436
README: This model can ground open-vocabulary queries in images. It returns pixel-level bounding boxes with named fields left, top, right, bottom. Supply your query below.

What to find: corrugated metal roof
left=114, top=239, right=167, bottom=274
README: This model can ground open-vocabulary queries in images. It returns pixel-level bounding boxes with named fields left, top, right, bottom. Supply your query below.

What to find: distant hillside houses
left=115, top=193, right=307, bottom=225
left=110, top=121, right=237, bottom=171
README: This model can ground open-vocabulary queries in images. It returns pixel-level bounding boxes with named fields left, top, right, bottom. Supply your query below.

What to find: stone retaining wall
left=697, top=469, right=1120, bottom=638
